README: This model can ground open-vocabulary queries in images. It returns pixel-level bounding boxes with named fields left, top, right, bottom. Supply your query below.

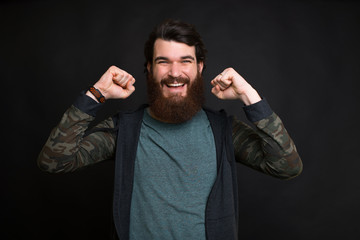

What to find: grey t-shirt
left=129, top=109, right=217, bottom=240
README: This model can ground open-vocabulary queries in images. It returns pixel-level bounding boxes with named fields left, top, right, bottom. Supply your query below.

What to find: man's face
left=147, top=39, right=204, bottom=98
left=146, top=39, right=205, bottom=123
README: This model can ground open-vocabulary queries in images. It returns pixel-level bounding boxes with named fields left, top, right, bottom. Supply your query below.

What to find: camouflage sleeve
left=232, top=112, right=303, bottom=179
left=37, top=105, right=116, bottom=173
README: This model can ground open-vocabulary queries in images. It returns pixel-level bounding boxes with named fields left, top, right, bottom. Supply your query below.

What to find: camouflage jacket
left=38, top=93, right=302, bottom=179
left=37, top=93, right=302, bottom=239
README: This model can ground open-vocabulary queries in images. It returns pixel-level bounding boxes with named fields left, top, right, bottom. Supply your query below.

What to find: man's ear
left=198, top=61, right=204, bottom=74
left=147, top=62, right=151, bottom=73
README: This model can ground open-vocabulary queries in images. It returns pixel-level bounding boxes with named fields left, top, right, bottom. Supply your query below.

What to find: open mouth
left=166, top=83, right=185, bottom=88
left=162, top=81, right=187, bottom=96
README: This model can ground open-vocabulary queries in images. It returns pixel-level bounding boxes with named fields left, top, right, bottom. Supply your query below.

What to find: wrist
left=86, top=91, right=100, bottom=103
left=238, top=86, right=261, bottom=105
left=87, top=86, right=106, bottom=103
left=93, top=83, right=115, bottom=100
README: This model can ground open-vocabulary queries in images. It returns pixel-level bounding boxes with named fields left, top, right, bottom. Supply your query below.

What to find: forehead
left=153, top=39, right=196, bottom=60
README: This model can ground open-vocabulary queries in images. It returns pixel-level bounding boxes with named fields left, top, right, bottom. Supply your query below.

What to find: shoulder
left=111, top=104, right=148, bottom=127
left=202, top=107, right=235, bottom=136
left=202, top=107, right=234, bottom=123
left=118, top=104, right=148, bottom=115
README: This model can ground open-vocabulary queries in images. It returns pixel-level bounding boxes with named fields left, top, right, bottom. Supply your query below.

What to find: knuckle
left=109, top=65, right=118, bottom=71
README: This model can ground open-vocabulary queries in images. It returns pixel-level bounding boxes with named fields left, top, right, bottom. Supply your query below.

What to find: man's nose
left=168, top=63, right=182, bottom=78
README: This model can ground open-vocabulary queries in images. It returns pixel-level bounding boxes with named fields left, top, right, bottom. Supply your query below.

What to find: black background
left=2, top=0, right=360, bottom=239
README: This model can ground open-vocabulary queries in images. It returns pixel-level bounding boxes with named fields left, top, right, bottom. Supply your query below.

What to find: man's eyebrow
left=154, top=56, right=169, bottom=62
left=154, top=55, right=195, bottom=62
left=181, top=55, right=195, bottom=60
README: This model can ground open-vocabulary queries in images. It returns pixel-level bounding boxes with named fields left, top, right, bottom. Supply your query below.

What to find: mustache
left=160, top=76, right=190, bottom=86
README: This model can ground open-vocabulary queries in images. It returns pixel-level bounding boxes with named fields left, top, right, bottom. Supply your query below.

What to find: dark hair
left=144, top=19, right=207, bottom=74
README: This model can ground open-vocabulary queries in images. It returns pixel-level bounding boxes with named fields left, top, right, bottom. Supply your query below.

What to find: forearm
left=37, top=95, right=116, bottom=173
left=232, top=100, right=302, bottom=179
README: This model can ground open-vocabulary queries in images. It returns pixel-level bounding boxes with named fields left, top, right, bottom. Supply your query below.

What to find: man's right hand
left=86, top=65, right=136, bottom=102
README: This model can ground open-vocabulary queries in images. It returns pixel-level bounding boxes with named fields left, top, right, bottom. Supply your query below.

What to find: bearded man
left=38, top=19, right=302, bottom=240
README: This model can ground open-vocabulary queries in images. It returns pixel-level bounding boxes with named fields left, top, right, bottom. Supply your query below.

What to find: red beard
left=147, top=72, right=205, bottom=123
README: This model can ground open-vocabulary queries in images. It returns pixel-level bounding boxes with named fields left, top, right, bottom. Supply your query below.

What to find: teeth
left=167, top=83, right=184, bottom=87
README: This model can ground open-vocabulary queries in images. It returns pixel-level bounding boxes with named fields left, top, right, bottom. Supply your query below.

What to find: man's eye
left=182, top=60, right=191, bottom=63
left=158, top=61, right=168, bottom=64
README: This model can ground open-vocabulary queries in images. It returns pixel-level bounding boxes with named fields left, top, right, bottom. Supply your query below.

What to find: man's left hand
left=211, top=68, right=262, bottom=105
